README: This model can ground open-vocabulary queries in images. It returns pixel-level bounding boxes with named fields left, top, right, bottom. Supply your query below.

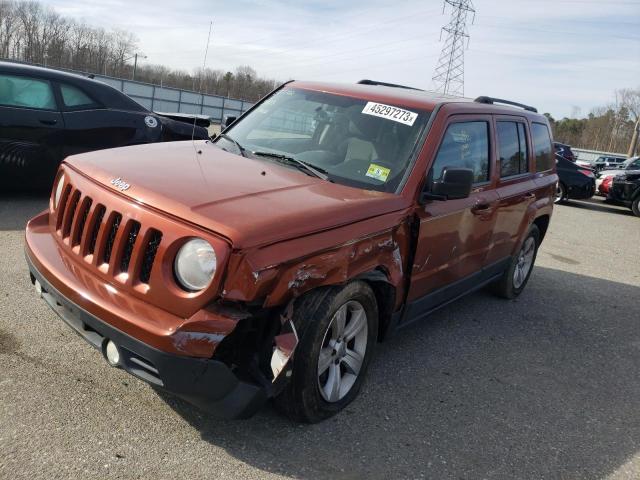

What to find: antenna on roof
left=192, top=20, right=214, bottom=154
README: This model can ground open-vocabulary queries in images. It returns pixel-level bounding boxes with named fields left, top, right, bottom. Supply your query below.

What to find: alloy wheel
left=317, top=300, right=368, bottom=403
left=513, top=237, right=536, bottom=289
left=554, top=183, right=564, bottom=204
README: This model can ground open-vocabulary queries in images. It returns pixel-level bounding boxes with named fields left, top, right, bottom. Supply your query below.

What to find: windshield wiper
left=251, top=151, right=330, bottom=181
left=216, top=134, right=247, bottom=157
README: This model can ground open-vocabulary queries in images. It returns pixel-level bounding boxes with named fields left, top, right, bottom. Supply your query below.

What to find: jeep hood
left=65, top=141, right=408, bottom=248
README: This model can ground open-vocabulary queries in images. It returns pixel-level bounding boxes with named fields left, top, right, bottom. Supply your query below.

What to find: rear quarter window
left=532, top=122, right=553, bottom=172
left=60, top=83, right=97, bottom=109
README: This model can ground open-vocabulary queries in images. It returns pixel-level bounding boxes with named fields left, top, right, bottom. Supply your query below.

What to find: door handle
left=524, top=193, right=536, bottom=199
left=39, top=119, right=58, bottom=126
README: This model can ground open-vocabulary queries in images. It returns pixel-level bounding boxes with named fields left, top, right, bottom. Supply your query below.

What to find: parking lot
left=0, top=194, right=638, bottom=480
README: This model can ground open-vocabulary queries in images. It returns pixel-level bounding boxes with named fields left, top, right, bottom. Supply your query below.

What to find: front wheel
left=491, top=225, right=540, bottom=299
left=274, top=281, right=378, bottom=423
left=554, top=182, right=566, bottom=204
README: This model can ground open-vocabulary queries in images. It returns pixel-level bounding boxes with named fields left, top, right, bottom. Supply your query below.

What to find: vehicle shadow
left=563, top=197, right=633, bottom=216
left=158, top=267, right=640, bottom=480
left=0, top=193, right=48, bottom=231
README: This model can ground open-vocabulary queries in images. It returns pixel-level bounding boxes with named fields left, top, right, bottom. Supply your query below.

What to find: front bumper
left=26, top=252, right=267, bottom=418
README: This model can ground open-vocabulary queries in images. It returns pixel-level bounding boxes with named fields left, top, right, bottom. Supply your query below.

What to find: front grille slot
left=140, top=229, right=162, bottom=284
left=120, top=221, right=141, bottom=274
left=72, top=197, right=92, bottom=247
left=55, top=184, right=72, bottom=230
left=103, top=213, right=122, bottom=264
left=54, top=178, right=166, bottom=295
left=62, top=190, right=81, bottom=238
left=88, top=205, right=106, bottom=255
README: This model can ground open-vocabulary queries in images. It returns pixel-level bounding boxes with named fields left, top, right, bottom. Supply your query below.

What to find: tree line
left=545, top=88, right=640, bottom=156
left=0, top=0, right=280, bottom=101
left=2, top=0, right=638, bottom=154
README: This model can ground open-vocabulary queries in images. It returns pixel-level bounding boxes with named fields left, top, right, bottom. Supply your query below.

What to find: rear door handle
left=39, top=119, right=58, bottom=126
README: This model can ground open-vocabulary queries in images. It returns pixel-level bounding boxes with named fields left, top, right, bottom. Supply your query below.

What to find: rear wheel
left=491, top=225, right=540, bottom=299
left=632, top=197, right=640, bottom=217
left=274, top=281, right=378, bottom=423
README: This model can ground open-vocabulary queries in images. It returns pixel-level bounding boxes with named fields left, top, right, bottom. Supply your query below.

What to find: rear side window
left=430, top=121, right=490, bottom=184
left=0, top=74, right=56, bottom=110
left=497, top=121, right=528, bottom=177
left=532, top=122, right=554, bottom=172
left=60, top=84, right=96, bottom=108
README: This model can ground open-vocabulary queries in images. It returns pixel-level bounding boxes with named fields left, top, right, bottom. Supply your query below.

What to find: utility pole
left=432, top=0, right=476, bottom=97
left=131, top=52, right=147, bottom=81
left=132, top=53, right=139, bottom=80
left=628, top=120, right=640, bottom=158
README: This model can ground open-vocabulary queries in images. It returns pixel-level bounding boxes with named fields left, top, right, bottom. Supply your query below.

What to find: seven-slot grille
left=55, top=183, right=162, bottom=286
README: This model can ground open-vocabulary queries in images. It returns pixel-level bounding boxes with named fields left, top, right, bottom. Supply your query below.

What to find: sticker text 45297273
left=362, top=102, right=419, bottom=126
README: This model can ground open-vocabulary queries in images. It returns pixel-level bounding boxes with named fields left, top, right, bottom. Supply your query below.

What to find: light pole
left=124, top=52, right=147, bottom=81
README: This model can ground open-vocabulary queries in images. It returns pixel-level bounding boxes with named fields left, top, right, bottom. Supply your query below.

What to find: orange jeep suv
left=25, top=80, right=556, bottom=422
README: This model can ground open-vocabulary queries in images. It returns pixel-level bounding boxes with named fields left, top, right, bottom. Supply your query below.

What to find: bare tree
left=0, top=0, right=279, bottom=102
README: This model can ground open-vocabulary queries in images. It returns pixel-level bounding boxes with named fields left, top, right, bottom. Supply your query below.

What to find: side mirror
left=223, top=115, right=237, bottom=129
left=421, top=167, right=474, bottom=202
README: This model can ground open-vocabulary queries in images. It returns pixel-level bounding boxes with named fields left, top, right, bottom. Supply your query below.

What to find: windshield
left=624, top=157, right=640, bottom=169
left=215, top=87, right=431, bottom=192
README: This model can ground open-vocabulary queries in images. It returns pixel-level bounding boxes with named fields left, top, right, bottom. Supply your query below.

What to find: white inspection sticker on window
left=362, top=102, right=418, bottom=126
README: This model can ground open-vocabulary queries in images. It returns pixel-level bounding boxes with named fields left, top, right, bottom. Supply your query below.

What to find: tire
left=632, top=197, right=640, bottom=217
left=554, top=182, right=566, bottom=204
left=491, top=225, right=540, bottom=299
left=274, top=281, right=378, bottom=423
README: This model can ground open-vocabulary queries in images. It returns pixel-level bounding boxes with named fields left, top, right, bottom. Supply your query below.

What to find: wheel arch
left=532, top=214, right=550, bottom=243
left=354, top=269, right=397, bottom=342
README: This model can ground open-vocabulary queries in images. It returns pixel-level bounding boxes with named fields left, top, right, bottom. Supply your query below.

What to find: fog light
left=105, top=340, right=120, bottom=366
left=34, top=279, right=42, bottom=296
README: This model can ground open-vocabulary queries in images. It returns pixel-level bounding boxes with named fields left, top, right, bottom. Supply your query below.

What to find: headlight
left=53, top=174, right=65, bottom=209
left=174, top=239, right=217, bottom=291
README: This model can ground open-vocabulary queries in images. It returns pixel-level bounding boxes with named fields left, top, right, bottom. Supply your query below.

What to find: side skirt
left=397, top=257, right=511, bottom=330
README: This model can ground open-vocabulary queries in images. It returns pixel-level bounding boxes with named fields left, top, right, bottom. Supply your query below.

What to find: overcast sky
left=44, top=0, right=640, bottom=118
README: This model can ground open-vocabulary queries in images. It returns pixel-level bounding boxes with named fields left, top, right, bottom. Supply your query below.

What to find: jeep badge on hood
left=110, top=177, right=131, bottom=191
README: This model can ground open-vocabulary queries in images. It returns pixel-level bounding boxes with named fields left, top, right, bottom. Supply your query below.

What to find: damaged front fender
left=223, top=211, right=412, bottom=309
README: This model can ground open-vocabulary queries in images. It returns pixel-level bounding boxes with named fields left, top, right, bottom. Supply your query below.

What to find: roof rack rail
left=358, top=79, right=424, bottom=91
left=474, top=96, right=538, bottom=113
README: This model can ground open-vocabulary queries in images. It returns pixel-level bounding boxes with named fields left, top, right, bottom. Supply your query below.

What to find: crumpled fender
left=222, top=209, right=412, bottom=309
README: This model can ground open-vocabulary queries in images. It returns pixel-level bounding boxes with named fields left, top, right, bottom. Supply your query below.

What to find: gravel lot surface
left=1, top=194, right=639, bottom=480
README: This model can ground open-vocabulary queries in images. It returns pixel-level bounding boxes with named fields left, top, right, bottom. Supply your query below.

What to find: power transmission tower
left=432, top=0, right=475, bottom=97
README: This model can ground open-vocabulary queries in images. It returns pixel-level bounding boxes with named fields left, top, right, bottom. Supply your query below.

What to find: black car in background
left=609, top=170, right=640, bottom=216
left=555, top=155, right=596, bottom=203
left=0, top=62, right=210, bottom=190
left=554, top=142, right=577, bottom=162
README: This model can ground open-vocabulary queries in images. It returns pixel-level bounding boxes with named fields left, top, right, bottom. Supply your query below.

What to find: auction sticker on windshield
left=362, top=102, right=418, bottom=126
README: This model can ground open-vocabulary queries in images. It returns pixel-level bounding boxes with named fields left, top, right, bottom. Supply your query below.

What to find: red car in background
left=599, top=175, right=613, bottom=196
left=596, top=156, right=640, bottom=196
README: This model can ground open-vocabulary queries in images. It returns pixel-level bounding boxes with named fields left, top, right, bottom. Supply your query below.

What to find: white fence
left=572, top=148, right=627, bottom=163
left=94, top=75, right=254, bottom=123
